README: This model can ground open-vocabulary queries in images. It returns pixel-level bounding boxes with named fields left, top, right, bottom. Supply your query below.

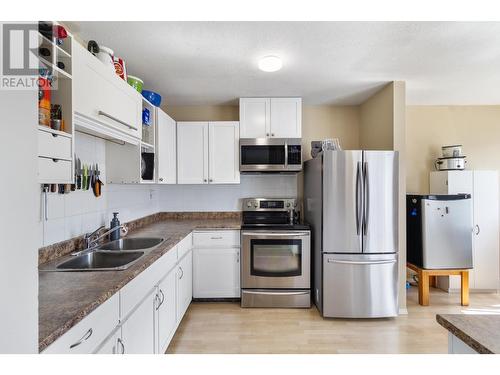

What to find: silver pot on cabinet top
left=435, top=156, right=466, bottom=171
left=442, top=145, right=463, bottom=158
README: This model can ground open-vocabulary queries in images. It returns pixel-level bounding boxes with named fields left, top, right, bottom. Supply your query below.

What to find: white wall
left=39, top=133, right=159, bottom=247
left=159, top=175, right=297, bottom=211
left=0, top=22, right=39, bottom=352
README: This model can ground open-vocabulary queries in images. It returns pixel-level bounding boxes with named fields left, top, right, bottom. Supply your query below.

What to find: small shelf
left=38, top=31, right=72, bottom=58
left=141, top=141, right=155, bottom=151
left=38, top=125, right=73, bottom=138
left=39, top=56, right=72, bottom=80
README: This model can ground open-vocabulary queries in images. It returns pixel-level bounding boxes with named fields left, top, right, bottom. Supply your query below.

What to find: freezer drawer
left=322, top=253, right=398, bottom=318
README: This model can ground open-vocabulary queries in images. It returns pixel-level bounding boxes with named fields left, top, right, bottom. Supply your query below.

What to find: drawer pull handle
left=69, top=328, right=93, bottom=349
left=117, top=338, right=125, bottom=354
left=474, top=224, right=480, bottom=235
left=52, top=158, right=59, bottom=163
left=210, top=236, right=223, bottom=240
left=155, top=293, right=161, bottom=310
left=159, top=289, right=165, bottom=305
left=98, top=110, right=138, bottom=131
left=179, top=266, right=184, bottom=279
left=51, top=133, right=58, bottom=138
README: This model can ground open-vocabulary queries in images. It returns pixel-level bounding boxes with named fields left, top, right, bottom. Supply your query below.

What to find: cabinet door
left=94, top=327, right=122, bottom=354
left=73, top=42, right=141, bottom=140
left=177, top=122, right=208, bottom=184
left=193, top=248, right=240, bottom=298
left=156, top=270, right=177, bottom=353
left=156, top=109, right=177, bottom=184
left=208, top=122, right=240, bottom=184
left=176, top=251, right=193, bottom=322
left=120, top=289, right=156, bottom=354
left=270, top=98, right=302, bottom=138
left=239, top=98, right=270, bottom=138
left=473, top=171, right=500, bottom=290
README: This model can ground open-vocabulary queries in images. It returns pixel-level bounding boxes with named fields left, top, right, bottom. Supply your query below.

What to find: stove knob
left=247, top=201, right=253, bottom=208
left=286, top=202, right=291, bottom=208
left=254, top=202, right=258, bottom=208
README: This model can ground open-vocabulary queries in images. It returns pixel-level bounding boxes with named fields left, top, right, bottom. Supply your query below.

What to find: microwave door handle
left=284, top=141, right=288, bottom=169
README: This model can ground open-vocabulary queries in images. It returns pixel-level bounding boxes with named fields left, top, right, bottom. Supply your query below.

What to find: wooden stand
left=407, top=263, right=469, bottom=306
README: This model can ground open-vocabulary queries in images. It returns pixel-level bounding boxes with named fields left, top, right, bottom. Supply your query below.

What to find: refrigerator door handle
left=355, top=161, right=362, bottom=235
left=362, top=161, right=370, bottom=236
left=326, top=259, right=397, bottom=265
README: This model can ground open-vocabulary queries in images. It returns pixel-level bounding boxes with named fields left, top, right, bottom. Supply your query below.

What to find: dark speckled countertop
left=436, top=314, right=500, bottom=354
left=38, top=215, right=241, bottom=352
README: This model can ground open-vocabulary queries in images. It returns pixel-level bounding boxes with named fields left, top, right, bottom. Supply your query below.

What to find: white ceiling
left=67, top=21, right=500, bottom=106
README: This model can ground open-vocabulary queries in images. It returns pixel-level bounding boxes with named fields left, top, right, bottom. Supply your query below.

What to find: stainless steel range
left=240, top=198, right=311, bottom=308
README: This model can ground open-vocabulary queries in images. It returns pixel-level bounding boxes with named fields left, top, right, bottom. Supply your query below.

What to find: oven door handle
left=241, top=231, right=310, bottom=237
left=243, top=290, right=310, bottom=296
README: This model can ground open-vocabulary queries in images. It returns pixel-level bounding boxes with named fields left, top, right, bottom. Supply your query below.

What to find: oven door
left=241, top=231, right=310, bottom=289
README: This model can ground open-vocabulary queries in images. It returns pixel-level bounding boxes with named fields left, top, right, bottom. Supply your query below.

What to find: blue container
left=142, top=90, right=162, bottom=107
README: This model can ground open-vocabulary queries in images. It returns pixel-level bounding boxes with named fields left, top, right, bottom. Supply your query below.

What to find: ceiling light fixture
left=258, top=55, right=282, bottom=72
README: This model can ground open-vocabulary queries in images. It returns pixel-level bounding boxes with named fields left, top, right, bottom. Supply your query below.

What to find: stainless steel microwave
left=239, top=138, right=302, bottom=173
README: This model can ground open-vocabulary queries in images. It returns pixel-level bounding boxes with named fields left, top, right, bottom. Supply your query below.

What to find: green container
left=127, top=75, right=144, bottom=93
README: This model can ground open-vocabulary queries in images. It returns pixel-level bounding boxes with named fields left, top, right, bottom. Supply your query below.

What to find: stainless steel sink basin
left=97, top=237, right=164, bottom=251
left=56, top=251, right=144, bottom=271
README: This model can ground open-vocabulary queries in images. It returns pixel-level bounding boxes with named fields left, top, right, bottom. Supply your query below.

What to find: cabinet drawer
left=177, top=233, right=193, bottom=260
left=38, top=157, right=72, bottom=183
left=38, top=130, right=72, bottom=160
left=43, top=293, right=119, bottom=354
left=193, top=230, right=240, bottom=248
left=120, top=246, right=177, bottom=320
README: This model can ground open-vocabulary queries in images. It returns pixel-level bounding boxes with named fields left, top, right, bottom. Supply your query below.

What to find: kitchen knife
left=77, top=158, right=82, bottom=190
left=71, top=155, right=77, bottom=191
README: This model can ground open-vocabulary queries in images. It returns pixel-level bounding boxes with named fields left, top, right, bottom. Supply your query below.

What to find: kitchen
left=2, top=5, right=500, bottom=373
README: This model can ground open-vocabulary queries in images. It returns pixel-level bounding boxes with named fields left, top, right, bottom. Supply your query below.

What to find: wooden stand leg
left=461, top=271, right=469, bottom=306
left=429, top=276, right=437, bottom=288
left=418, top=270, right=430, bottom=306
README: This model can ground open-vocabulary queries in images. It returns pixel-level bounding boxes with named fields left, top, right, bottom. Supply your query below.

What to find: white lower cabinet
left=44, top=233, right=197, bottom=354
left=156, top=269, right=177, bottom=353
left=120, top=289, right=156, bottom=354
left=193, top=230, right=241, bottom=298
left=94, top=327, right=122, bottom=354
left=193, top=248, right=240, bottom=298
left=176, top=251, right=193, bottom=320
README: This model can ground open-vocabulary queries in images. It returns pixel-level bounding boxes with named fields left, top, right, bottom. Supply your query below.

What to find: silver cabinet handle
left=69, top=328, right=93, bottom=349
left=154, top=293, right=161, bottom=310
left=327, top=259, right=396, bottom=265
left=117, top=338, right=125, bottom=354
left=236, top=252, right=240, bottom=263
left=179, top=266, right=184, bottom=279
left=203, top=179, right=207, bottom=183
left=475, top=225, right=481, bottom=235
left=159, top=289, right=165, bottom=306
left=43, top=186, right=49, bottom=221
left=266, top=133, right=270, bottom=137
left=98, top=110, right=138, bottom=131
left=159, top=178, right=164, bottom=182
left=209, top=179, right=213, bottom=182
left=271, top=133, right=275, bottom=137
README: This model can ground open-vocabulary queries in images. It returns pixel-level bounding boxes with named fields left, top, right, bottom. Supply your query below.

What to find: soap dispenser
left=110, top=212, right=121, bottom=241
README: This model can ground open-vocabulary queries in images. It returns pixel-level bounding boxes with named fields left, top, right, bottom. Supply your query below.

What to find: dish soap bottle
left=110, top=212, right=121, bottom=241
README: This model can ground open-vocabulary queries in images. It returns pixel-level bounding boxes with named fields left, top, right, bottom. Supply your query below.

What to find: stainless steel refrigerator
left=304, top=150, right=399, bottom=318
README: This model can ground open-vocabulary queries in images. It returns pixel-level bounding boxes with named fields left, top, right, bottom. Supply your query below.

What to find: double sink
left=47, top=237, right=165, bottom=272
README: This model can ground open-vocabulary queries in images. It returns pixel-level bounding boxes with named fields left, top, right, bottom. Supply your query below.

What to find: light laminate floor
left=167, top=287, right=500, bottom=354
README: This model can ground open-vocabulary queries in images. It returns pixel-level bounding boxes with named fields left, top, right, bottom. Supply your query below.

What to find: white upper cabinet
left=177, top=121, right=240, bottom=184
left=239, top=97, right=302, bottom=138
left=73, top=42, right=141, bottom=143
left=177, top=122, right=209, bottom=184
left=239, top=98, right=270, bottom=138
left=209, top=122, right=240, bottom=184
left=156, top=109, right=177, bottom=184
left=270, top=98, right=302, bottom=138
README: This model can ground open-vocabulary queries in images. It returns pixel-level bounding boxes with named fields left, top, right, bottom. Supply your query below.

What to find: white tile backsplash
left=40, top=134, right=298, bottom=247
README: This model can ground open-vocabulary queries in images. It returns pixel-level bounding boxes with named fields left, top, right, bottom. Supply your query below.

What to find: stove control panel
left=242, top=198, right=297, bottom=212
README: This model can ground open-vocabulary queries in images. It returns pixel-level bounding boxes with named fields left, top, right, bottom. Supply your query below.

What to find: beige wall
left=406, top=105, right=500, bottom=194
left=164, top=105, right=239, bottom=121
left=359, top=83, right=394, bottom=150
left=302, top=105, right=360, bottom=160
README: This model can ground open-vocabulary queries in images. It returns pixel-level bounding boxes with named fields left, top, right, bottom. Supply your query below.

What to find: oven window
left=250, top=239, right=302, bottom=277
left=241, top=145, right=285, bottom=165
